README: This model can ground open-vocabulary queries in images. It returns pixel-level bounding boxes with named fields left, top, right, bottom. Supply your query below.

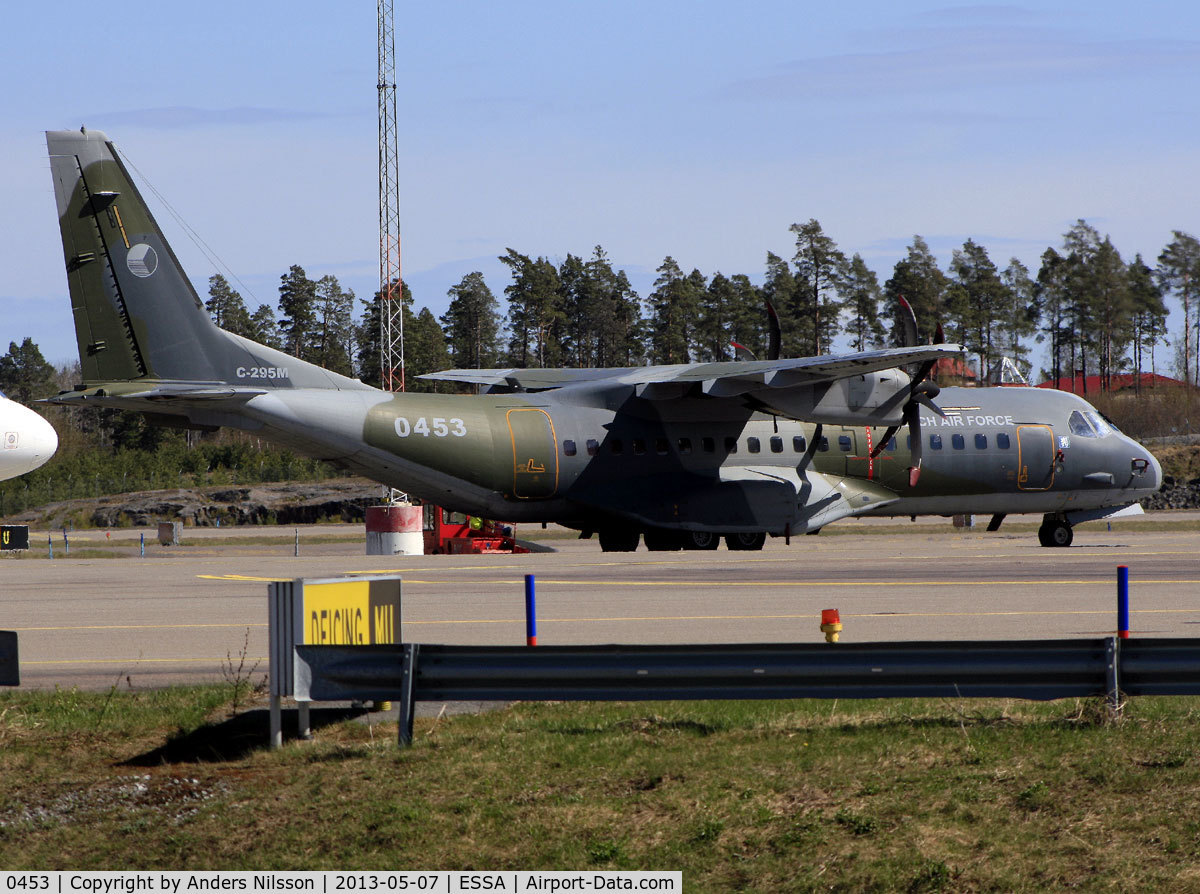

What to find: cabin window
left=996, top=433, right=1011, bottom=449
left=792, top=435, right=807, bottom=452
left=655, top=438, right=669, bottom=455
left=951, top=434, right=965, bottom=450
left=747, top=437, right=761, bottom=454
left=586, top=438, right=599, bottom=456
left=838, top=435, right=852, bottom=452
left=770, top=435, right=783, bottom=453
left=701, top=437, right=715, bottom=453
left=975, top=434, right=987, bottom=450
left=633, top=438, right=647, bottom=455
left=818, top=437, right=830, bottom=452
left=563, top=439, right=577, bottom=456
left=610, top=438, right=623, bottom=455
left=724, top=436, right=738, bottom=454
left=929, top=434, right=943, bottom=450
left=677, top=437, right=693, bottom=455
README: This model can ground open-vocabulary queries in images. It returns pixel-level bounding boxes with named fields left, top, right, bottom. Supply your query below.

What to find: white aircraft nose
left=1145, top=448, right=1163, bottom=492
left=1, top=411, right=58, bottom=478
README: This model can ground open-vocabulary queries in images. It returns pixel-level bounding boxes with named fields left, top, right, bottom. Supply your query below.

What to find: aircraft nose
left=29, top=415, right=59, bottom=463
left=1143, top=447, right=1163, bottom=492
left=5, top=413, right=58, bottom=476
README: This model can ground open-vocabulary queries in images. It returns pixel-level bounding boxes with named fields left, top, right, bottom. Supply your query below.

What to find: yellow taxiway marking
left=22, top=656, right=269, bottom=667
left=403, top=607, right=1200, bottom=624
left=14, top=623, right=266, bottom=632
left=197, top=574, right=291, bottom=582
left=343, top=578, right=1200, bottom=588
left=18, top=606, right=1196, bottom=635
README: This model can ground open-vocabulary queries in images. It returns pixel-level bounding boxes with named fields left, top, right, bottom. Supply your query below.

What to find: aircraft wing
left=421, top=344, right=960, bottom=395
left=423, top=344, right=963, bottom=427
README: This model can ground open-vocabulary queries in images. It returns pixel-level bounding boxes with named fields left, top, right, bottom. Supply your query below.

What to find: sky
left=4, top=1, right=1200, bottom=370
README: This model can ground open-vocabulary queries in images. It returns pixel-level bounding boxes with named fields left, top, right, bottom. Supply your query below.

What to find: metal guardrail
left=293, top=637, right=1200, bottom=746
left=0, top=631, right=18, bottom=686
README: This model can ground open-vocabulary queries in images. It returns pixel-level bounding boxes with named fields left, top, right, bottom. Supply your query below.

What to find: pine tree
left=1037, top=248, right=1071, bottom=386
left=1127, top=254, right=1169, bottom=392
left=441, top=272, right=502, bottom=369
left=403, top=307, right=451, bottom=392
left=950, top=239, right=1009, bottom=379
left=884, top=236, right=948, bottom=345
left=248, top=304, right=282, bottom=350
left=763, top=252, right=803, bottom=358
left=1157, top=231, right=1200, bottom=386
left=727, top=274, right=766, bottom=359
left=277, top=265, right=319, bottom=360
left=790, top=219, right=847, bottom=355
left=206, top=274, right=254, bottom=336
left=0, top=338, right=57, bottom=403
left=500, top=250, right=565, bottom=367
left=648, top=257, right=703, bottom=364
left=313, top=275, right=355, bottom=376
left=998, top=258, right=1040, bottom=376
left=1091, top=237, right=1133, bottom=391
left=843, top=254, right=885, bottom=352
left=587, top=247, right=644, bottom=367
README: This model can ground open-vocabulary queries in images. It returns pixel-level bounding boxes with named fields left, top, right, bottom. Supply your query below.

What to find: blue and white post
left=1117, top=565, right=1130, bottom=639
left=525, top=574, right=537, bottom=647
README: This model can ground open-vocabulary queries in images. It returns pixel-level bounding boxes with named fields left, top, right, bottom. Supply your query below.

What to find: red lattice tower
left=378, top=0, right=404, bottom=391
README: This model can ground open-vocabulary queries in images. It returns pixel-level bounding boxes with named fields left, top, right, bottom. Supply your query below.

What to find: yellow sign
left=302, top=580, right=400, bottom=646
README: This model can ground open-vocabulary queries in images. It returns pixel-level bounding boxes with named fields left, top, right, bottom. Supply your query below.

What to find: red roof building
left=1036, top=372, right=1186, bottom=393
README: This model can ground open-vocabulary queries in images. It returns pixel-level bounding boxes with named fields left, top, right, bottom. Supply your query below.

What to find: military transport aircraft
left=0, top=393, right=58, bottom=481
left=44, top=128, right=1161, bottom=549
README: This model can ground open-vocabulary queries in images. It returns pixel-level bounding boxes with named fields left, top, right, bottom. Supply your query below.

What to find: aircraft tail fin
left=45, top=128, right=371, bottom=394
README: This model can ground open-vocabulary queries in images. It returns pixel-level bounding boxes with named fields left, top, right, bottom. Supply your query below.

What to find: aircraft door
left=841, top=429, right=865, bottom=478
left=506, top=408, right=559, bottom=499
left=1016, top=425, right=1055, bottom=491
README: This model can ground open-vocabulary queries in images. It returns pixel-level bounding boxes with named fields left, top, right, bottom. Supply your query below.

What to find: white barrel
left=365, top=504, right=424, bottom=555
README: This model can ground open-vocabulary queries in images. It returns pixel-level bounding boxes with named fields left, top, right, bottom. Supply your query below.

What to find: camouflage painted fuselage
left=45, top=128, right=1161, bottom=545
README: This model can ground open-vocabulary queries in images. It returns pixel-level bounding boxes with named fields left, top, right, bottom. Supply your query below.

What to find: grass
left=2, top=687, right=1200, bottom=889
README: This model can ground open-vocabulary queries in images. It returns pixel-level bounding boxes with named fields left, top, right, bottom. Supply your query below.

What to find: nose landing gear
left=1038, top=514, right=1073, bottom=547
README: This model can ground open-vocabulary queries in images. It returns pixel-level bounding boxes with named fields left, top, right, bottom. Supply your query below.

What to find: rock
left=7, top=478, right=384, bottom=529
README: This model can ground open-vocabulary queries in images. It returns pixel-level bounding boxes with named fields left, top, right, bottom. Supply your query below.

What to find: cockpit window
left=1085, top=411, right=1112, bottom=437
left=1069, top=410, right=1112, bottom=438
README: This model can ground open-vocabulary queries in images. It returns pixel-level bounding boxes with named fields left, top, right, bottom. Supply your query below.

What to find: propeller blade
left=912, top=380, right=945, bottom=417
left=765, top=299, right=782, bottom=361
left=896, top=295, right=919, bottom=349
left=731, top=341, right=757, bottom=362
left=869, top=424, right=900, bottom=459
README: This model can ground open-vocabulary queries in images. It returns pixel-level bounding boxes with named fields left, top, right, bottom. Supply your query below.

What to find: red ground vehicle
left=421, top=504, right=530, bottom=554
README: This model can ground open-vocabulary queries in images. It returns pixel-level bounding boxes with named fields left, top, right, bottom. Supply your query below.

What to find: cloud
left=85, top=106, right=340, bottom=129
left=721, top=36, right=1200, bottom=103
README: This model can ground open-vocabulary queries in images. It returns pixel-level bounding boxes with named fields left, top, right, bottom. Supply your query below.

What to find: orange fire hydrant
left=820, top=608, right=842, bottom=643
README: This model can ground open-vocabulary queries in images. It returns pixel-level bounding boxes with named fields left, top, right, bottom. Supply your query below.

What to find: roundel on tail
left=126, top=243, right=159, bottom=278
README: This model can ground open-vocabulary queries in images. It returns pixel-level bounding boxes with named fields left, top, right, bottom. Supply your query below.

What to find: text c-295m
left=236, top=366, right=289, bottom=380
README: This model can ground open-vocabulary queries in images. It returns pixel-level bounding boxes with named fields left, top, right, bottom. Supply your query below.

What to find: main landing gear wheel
left=724, top=532, right=767, bottom=551
left=599, top=529, right=640, bottom=552
left=683, top=531, right=720, bottom=550
left=1038, top=517, right=1073, bottom=548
